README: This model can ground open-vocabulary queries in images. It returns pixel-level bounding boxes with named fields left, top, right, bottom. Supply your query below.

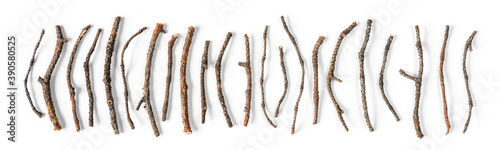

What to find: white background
left=1, top=0, right=500, bottom=149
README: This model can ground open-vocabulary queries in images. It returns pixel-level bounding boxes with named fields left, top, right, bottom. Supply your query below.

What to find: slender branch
left=327, top=22, right=357, bottom=132
left=281, top=16, right=305, bottom=135
left=399, top=25, right=424, bottom=139
left=312, top=36, right=325, bottom=124
left=121, top=26, right=147, bottom=129
left=84, top=28, right=102, bottom=127
left=161, top=33, right=180, bottom=120
left=240, top=34, right=253, bottom=127
left=379, top=35, right=400, bottom=122
left=439, top=25, right=451, bottom=134
left=24, top=29, right=44, bottom=118
left=200, top=40, right=210, bottom=124
left=180, top=26, right=195, bottom=134
left=463, top=30, right=477, bottom=134
left=260, top=26, right=277, bottom=127
left=140, top=23, right=166, bottom=137
left=275, top=46, right=288, bottom=118
left=38, top=25, right=67, bottom=131
left=215, top=32, right=234, bottom=128
left=67, top=25, right=91, bottom=132
left=103, top=16, right=121, bottom=135
left=358, top=19, right=374, bottom=132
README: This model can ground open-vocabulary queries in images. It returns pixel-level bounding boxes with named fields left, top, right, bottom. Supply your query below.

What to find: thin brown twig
left=161, top=33, right=180, bottom=120
left=121, top=26, right=147, bottom=129
left=312, top=36, right=325, bottom=124
left=103, top=16, right=121, bottom=135
left=84, top=29, right=102, bottom=127
left=439, top=25, right=450, bottom=134
left=200, top=40, right=210, bottom=124
left=281, top=16, right=305, bottom=135
left=180, top=26, right=195, bottom=134
left=260, top=26, right=277, bottom=127
left=67, top=25, right=91, bottom=132
left=358, top=19, right=374, bottom=132
left=38, top=25, right=67, bottom=131
left=462, top=30, right=477, bottom=134
left=275, top=46, right=288, bottom=118
left=239, top=34, right=253, bottom=127
left=327, top=22, right=357, bottom=132
left=215, top=32, right=234, bottom=128
left=24, top=29, right=44, bottom=118
left=379, top=35, right=400, bottom=122
left=399, top=25, right=424, bottom=139
left=140, top=23, right=166, bottom=137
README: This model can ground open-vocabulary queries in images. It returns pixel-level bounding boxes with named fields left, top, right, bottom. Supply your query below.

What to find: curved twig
left=67, top=25, right=91, bottom=132
left=312, top=36, right=325, bottom=124
left=121, top=26, right=147, bottom=129
left=84, top=29, right=102, bottom=127
left=161, top=33, right=180, bottom=120
left=462, top=30, right=477, bottom=134
left=215, top=32, right=234, bottom=128
left=260, top=26, right=277, bottom=127
left=439, top=25, right=450, bottom=134
left=379, top=35, right=400, bottom=122
left=358, top=19, right=374, bottom=132
left=200, top=40, right=210, bottom=124
left=180, top=26, right=195, bottom=134
left=327, top=22, right=357, bottom=132
left=24, top=29, right=44, bottom=118
left=103, top=16, right=121, bottom=135
left=275, top=46, right=288, bottom=118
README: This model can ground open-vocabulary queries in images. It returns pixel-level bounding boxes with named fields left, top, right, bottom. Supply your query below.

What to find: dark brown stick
left=439, top=25, right=450, bottom=134
left=121, top=26, right=147, bottom=129
left=462, top=30, right=477, bottom=134
left=215, top=32, right=234, bottom=128
left=103, top=16, right=121, bottom=135
left=358, top=19, right=374, bottom=132
left=399, top=25, right=424, bottom=138
left=260, top=26, right=277, bottom=127
left=281, top=16, right=305, bottom=135
left=275, top=46, right=288, bottom=118
left=24, top=29, right=44, bottom=118
left=161, top=33, right=180, bottom=120
left=67, top=25, right=91, bottom=132
left=180, top=26, right=195, bottom=134
left=379, top=35, right=400, bottom=122
left=312, top=36, right=325, bottom=124
left=140, top=23, right=165, bottom=137
left=200, top=40, right=210, bottom=124
left=327, top=22, right=357, bottom=132
left=38, top=25, right=67, bottom=131
left=84, top=29, right=102, bottom=127
left=239, top=34, right=253, bottom=127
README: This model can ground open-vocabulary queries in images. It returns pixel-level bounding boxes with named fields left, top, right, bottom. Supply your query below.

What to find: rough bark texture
left=439, top=25, right=451, bottom=134
left=38, top=25, right=67, bottom=131
left=358, top=19, right=374, bottom=132
left=275, top=46, right=288, bottom=118
left=215, top=32, right=234, bottom=128
left=66, top=25, right=91, bottom=132
left=462, top=31, right=477, bottom=134
left=24, top=29, right=44, bottom=118
left=280, top=16, right=305, bottom=135
left=103, top=16, right=121, bottom=135
left=399, top=25, right=424, bottom=139
left=84, top=29, right=102, bottom=127
left=260, top=26, right=277, bottom=127
left=239, top=34, right=253, bottom=127
left=379, top=35, right=400, bottom=122
left=139, top=23, right=166, bottom=137
left=161, top=34, right=180, bottom=120
left=200, top=40, right=210, bottom=124
left=327, top=22, right=357, bottom=132
left=121, top=26, right=147, bottom=129
left=180, top=26, right=195, bottom=134
left=312, top=36, right=325, bottom=125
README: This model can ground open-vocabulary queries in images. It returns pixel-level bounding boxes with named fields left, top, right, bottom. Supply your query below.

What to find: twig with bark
left=121, top=26, right=147, bottom=129
left=200, top=40, right=210, bottom=124
left=462, top=30, right=477, bottom=134
left=358, top=20, right=374, bottom=132
left=215, top=32, right=234, bottom=128
left=439, top=25, right=450, bottom=134
left=161, top=34, right=179, bottom=120
left=327, top=22, right=357, bottom=132
left=399, top=25, right=424, bottom=139
left=180, top=26, right=195, bottom=134
left=379, top=35, right=400, bottom=122
left=66, top=25, right=91, bottom=132
left=38, top=25, right=67, bottom=131
left=24, top=29, right=45, bottom=118
left=239, top=34, right=253, bottom=127
left=103, top=16, right=121, bottom=135
left=260, top=26, right=277, bottom=127
left=84, top=28, right=102, bottom=127
left=312, top=36, right=325, bottom=124
left=275, top=46, right=288, bottom=118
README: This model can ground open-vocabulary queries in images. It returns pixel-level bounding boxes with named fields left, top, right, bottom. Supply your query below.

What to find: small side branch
left=462, top=30, right=477, bottom=134
left=24, top=29, right=45, bottom=118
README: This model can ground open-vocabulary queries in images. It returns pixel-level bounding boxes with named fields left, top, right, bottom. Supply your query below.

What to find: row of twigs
left=24, top=16, right=477, bottom=138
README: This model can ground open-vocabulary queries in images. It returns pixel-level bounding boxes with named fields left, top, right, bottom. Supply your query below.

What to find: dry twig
left=275, top=46, right=288, bottom=118
left=200, top=40, right=210, bottom=124
left=180, top=26, right=195, bottom=134
left=462, top=30, right=477, bottom=134
left=24, top=29, right=44, bottom=118
left=84, top=29, right=102, bottom=127
left=312, top=36, right=325, bottom=124
left=161, top=33, right=180, bottom=120
left=260, top=26, right=277, bottom=127
left=239, top=34, right=253, bottom=127
left=358, top=20, right=374, bottom=132
left=103, top=16, right=121, bottom=135
left=438, top=25, right=450, bottom=134
left=379, top=35, right=400, bottom=122
left=215, top=32, right=234, bottom=128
